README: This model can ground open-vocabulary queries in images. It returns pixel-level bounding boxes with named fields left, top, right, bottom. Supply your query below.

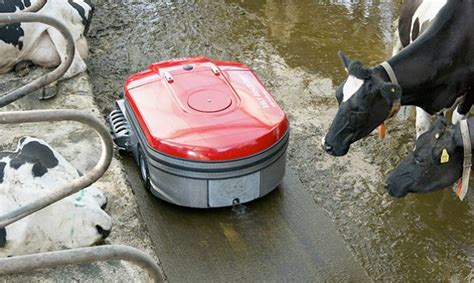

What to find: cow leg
left=416, top=107, right=431, bottom=139
left=452, top=109, right=465, bottom=125
left=47, top=27, right=87, bottom=79
left=452, top=93, right=474, bottom=124
left=27, top=32, right=61, bottom=69
left=76, top=36, right=89, bottom=59
left=14, top=60, right=33, bottom=77
left=24, top=32, right=61, bottom=100
left=38, top=81, right=58, bottom=100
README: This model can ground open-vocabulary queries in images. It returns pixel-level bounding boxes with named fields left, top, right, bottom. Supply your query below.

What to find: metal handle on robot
left=0, top=110, right=113, bottom=228
left=0, top=13, right=74, bottom=107
left=0, top=245, right=164, bottom=282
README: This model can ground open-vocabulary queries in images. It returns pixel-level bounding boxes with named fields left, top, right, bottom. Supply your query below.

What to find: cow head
left=385, top=116, right=466, bottom=197
left=322, top=52, right=402, bottom=156
left=0, top=137, right=112, bottom=256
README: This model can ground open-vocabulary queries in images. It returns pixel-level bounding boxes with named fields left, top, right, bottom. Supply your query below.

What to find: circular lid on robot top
left=187, top=89, right=232, bottom=113
left=125, top=56, right=288, bottom=161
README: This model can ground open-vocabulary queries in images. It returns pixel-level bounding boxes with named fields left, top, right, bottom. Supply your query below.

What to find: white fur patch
left=452, top=108, right=467, bottom=125
left=411, top=0, right=447, bottom=40
left=416, top=107, right=432, bottom=138
left=343, top=75, right=364, bottom=102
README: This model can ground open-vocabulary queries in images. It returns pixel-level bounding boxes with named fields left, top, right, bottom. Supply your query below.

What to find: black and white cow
left=394, top=0, right=471, bottom=138
left=0, top=0, right=94, bottom=79
left=323, top=0, right=474, bottom=156
left=0, top=137, right=111, bottom=257
left=386, top=115, right=473, bottom=197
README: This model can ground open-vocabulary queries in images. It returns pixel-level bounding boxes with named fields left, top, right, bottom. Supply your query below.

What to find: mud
left=87, top=0, right=474, bottom=281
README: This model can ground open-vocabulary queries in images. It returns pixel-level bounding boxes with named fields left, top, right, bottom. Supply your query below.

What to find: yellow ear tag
left=440, top=149, right=450, bottom=164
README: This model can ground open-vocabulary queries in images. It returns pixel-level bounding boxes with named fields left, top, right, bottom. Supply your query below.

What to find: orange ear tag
left=456, top=179, right=463, bottom=197
left=378, top=123, right=386, bottom=139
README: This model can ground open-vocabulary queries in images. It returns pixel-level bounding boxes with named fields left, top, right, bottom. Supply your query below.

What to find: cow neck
left=372, top=66, right=400, bottom=119
left=383, top=1, right=467, bottom=111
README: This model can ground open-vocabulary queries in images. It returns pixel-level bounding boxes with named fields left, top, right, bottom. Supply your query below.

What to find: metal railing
left=0, top=245, right=163, bottom=282
left=0, top=11, right=164, bottom=282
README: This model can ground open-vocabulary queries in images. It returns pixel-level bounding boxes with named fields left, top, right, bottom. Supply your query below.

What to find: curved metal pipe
left=0, top=110, right=113, bottom=228
left=0, top=245, right=164, bottom=282
left=0, top=14, right=75, bottom=107
left=23, top=0, right=47, bottom=13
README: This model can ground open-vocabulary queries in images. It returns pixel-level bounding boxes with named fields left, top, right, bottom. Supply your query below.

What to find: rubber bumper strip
left=125, top=101, right=289, bottom=179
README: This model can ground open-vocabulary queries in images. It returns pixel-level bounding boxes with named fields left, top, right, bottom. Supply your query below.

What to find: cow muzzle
left=321, top=135, right=351, bottom=157
left=96, top=225, right=111, bottom=239
left=385, top=173, right=413, bottom=197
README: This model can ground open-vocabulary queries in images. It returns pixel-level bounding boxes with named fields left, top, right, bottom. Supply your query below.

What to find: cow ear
left=381, top=84, right=402, bottom=104
left=338, top=51, right=352, bottom=72
left=348, top=61, right=372, bottom=79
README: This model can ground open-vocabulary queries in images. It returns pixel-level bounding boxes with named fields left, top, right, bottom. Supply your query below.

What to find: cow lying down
left=386, top=116, right=473, bottom=198
left=0, top=0, right=94, bottom=80
left=0, top=137, right=112, bottom=257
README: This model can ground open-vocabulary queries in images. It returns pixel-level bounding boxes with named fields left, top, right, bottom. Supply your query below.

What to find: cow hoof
left=14, top=61, right=33, bottom=77
left=38, top=83, right=58, bottom=100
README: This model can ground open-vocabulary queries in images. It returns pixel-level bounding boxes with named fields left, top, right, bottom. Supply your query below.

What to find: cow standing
left=394, top=0, right=471, bottom=137
left=323, top=0, right=474, bottom=156
left=0, top=0, right=94, bottom=81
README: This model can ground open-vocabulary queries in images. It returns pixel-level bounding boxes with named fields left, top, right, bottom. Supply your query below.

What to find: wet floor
left=87, top=0, right=473, bottom=281
left=123, top=156, right=369, bottom=282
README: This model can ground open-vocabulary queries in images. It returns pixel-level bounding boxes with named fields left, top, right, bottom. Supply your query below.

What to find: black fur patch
left=348, top=61, right=372, bottom=80
left=412, top=18, right=420, bottom=42
left=0, top=0, right=32, bottom=50
left=67, top=0, right=94, bottom=33
left=398, top=0, right=423, bottom=47
left=0, top=0, right=31, bottom=11
left=457, top=93, right=474, bottom=115
left=9, top=141, right=58, bottom=178
left=0, top=162, right=6, bottom=184
left=0, top=228, right=6, bottom=248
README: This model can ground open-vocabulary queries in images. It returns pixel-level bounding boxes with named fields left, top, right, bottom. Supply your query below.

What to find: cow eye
left=415, top=156, right=424, bottom=165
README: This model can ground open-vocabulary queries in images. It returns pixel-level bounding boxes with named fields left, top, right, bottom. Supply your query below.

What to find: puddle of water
left=228, top=0, right=401, bottom=82
left=87, top=0, right=473, bottom=281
